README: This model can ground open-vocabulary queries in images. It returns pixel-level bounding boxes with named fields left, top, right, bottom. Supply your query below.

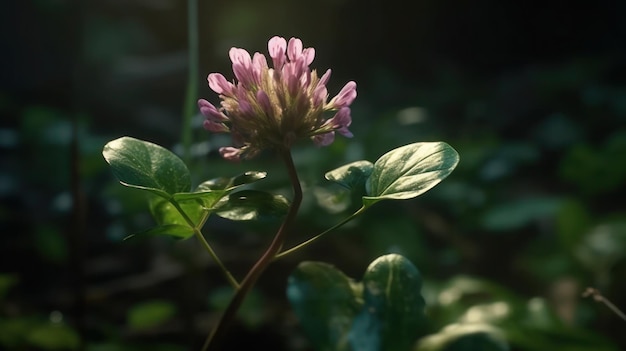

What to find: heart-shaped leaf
left=287, top=262, right=361, bottom=351
left=126, top=224, right=195, bottom=240
left=213, top=190, right=290, bottom=221
left=364, top=142, right=459, bottom=207
left=350, top=254, right=428, bottom=351
left=103, top=137, right=191, bottom=195
left=325, top=160, right=374, bottom=193
left=288, top=254, right=428, bottom=351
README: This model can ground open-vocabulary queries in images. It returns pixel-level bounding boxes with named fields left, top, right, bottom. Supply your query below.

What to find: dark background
left=2, top=0, right=626, bottom=350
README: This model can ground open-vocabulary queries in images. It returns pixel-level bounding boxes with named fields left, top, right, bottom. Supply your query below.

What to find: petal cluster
left=199, top=36, right=357, bottom=160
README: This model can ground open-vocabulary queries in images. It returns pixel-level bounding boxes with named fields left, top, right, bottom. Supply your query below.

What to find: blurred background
left=2, top=0, right=626, bottom=350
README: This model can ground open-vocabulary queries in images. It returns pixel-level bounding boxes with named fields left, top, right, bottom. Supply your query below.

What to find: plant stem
left=202, top=148, right=303, bottom=351
left=193, top=228, right=239, bottom=289
left=274, top=206, right=367, bottom=260
left=169, top=199, right=239, bottom=289
left=182, top=0, right=199, bottom=164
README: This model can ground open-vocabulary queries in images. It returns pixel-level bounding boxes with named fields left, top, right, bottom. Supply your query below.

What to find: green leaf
left=325, top=160, right=374, bottom=193
left=415, top=324, right=509, bottom=351
left=149, top=196, right=206, bottom=229
left=213, top=190, right=290, bottom=221
left=287, top=262, right=362, bottom=351
left=127, top=300, right=177, bottom=331
left=350, top=254, right=428, bottom=351
left=172, top=191, right=226, bottom=209
left=126, top=224, right=195, bottom=240
left=287, top=254, right=428, bottom=351
left=196, top=171, right=267, bottom=191
left=103, top=136, right=191, bottom=195
left=481, top=197, right=563, bottom=232
left=27, top=323, right=80, bottom=350
left=364, top=142, right=459, bottom=207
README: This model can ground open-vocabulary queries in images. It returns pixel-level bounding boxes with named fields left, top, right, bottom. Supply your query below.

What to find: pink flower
left=199, top=36, right=357, bottom=160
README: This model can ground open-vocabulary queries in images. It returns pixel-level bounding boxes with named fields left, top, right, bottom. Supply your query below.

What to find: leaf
left=363, top=142, right=459, bottom=207
left=127, top=300, right=177, bottom=331
left=149, top=196, right=206, bottom=228
left=482, top=197, right=563, bottom=231
left=196, top=171, right=267, bottom=191
left=26, top=323, right=80, bottom=350
left=126, top=224, right=195, bottom=240
left=415, top=323, right=509, bottom=351
left=287, top=254, right=428, bottom=351
left=103, top=136, right=191, bottom=195
left=350, top=254, right=428, bottom=351
left=172, top=191, right=226, bottom=209
left=213, top=190, right=290, bottom=221
left=287, top=262, right=362, bottom=351
left=325, top=160, right=374, bottom=193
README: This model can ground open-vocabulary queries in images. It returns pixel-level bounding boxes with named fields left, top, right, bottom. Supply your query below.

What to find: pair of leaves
left=325, top=142, right=459, bottom=208
left=287, top=254, right=428, bottom=351
left=102, top=137, right=289, bottom=239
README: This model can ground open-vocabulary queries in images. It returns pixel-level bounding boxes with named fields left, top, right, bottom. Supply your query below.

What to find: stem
left=169, top=199, right=239, bottom=289
left=202, top=148, right=303, bottom=351
left=182, top=0, right=199, bottom=164
left=193, top=228, right=239, bottom=289
left=274, top=206, right=367, bottom=260
left=583, top=287, right=626, bottom=321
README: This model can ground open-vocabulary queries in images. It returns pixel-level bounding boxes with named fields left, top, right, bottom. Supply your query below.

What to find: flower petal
left=207, top=73, right=234, bottom=95
left=328, top=81, right=357, bottom=109
left=203, top=119, right=229, bottom=133
left=325, top=107, right=353, bottom=137
left=268, top=36, right=287, bottom=69
left=287, top=37, right=303, bottom=62
left=219, top=146, right=242, bottom=161
left=313, top=131, right=335, bottom=146
left=198, top=99, right=228, bottom=121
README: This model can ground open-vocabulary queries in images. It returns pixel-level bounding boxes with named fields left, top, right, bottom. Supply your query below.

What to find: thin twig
left=582, top=287, right=626, bottom=321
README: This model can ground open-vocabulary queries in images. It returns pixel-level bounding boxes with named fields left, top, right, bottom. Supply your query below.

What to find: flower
left=199, top=36, right=357, bottom=161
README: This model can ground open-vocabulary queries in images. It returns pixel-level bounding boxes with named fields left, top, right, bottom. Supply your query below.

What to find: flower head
left=199, top=36, right=357, bottom=161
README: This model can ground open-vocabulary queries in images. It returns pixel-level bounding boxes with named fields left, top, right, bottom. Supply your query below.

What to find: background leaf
left=287, top=262, right=362, bottom=351
left=287, top=254, right=428, bottom=351
left=415, top=324, right=509, bottom=351
left=364, top=142, right=459, bottom=207
left=127, top=300, right=177, bottom=331
left=103, top=137, right=191, bottom=195
left=350, top=254, right=428, bottom=351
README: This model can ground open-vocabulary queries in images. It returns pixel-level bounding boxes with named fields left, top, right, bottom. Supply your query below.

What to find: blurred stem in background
left=182, top=0, right=199, bottom=163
